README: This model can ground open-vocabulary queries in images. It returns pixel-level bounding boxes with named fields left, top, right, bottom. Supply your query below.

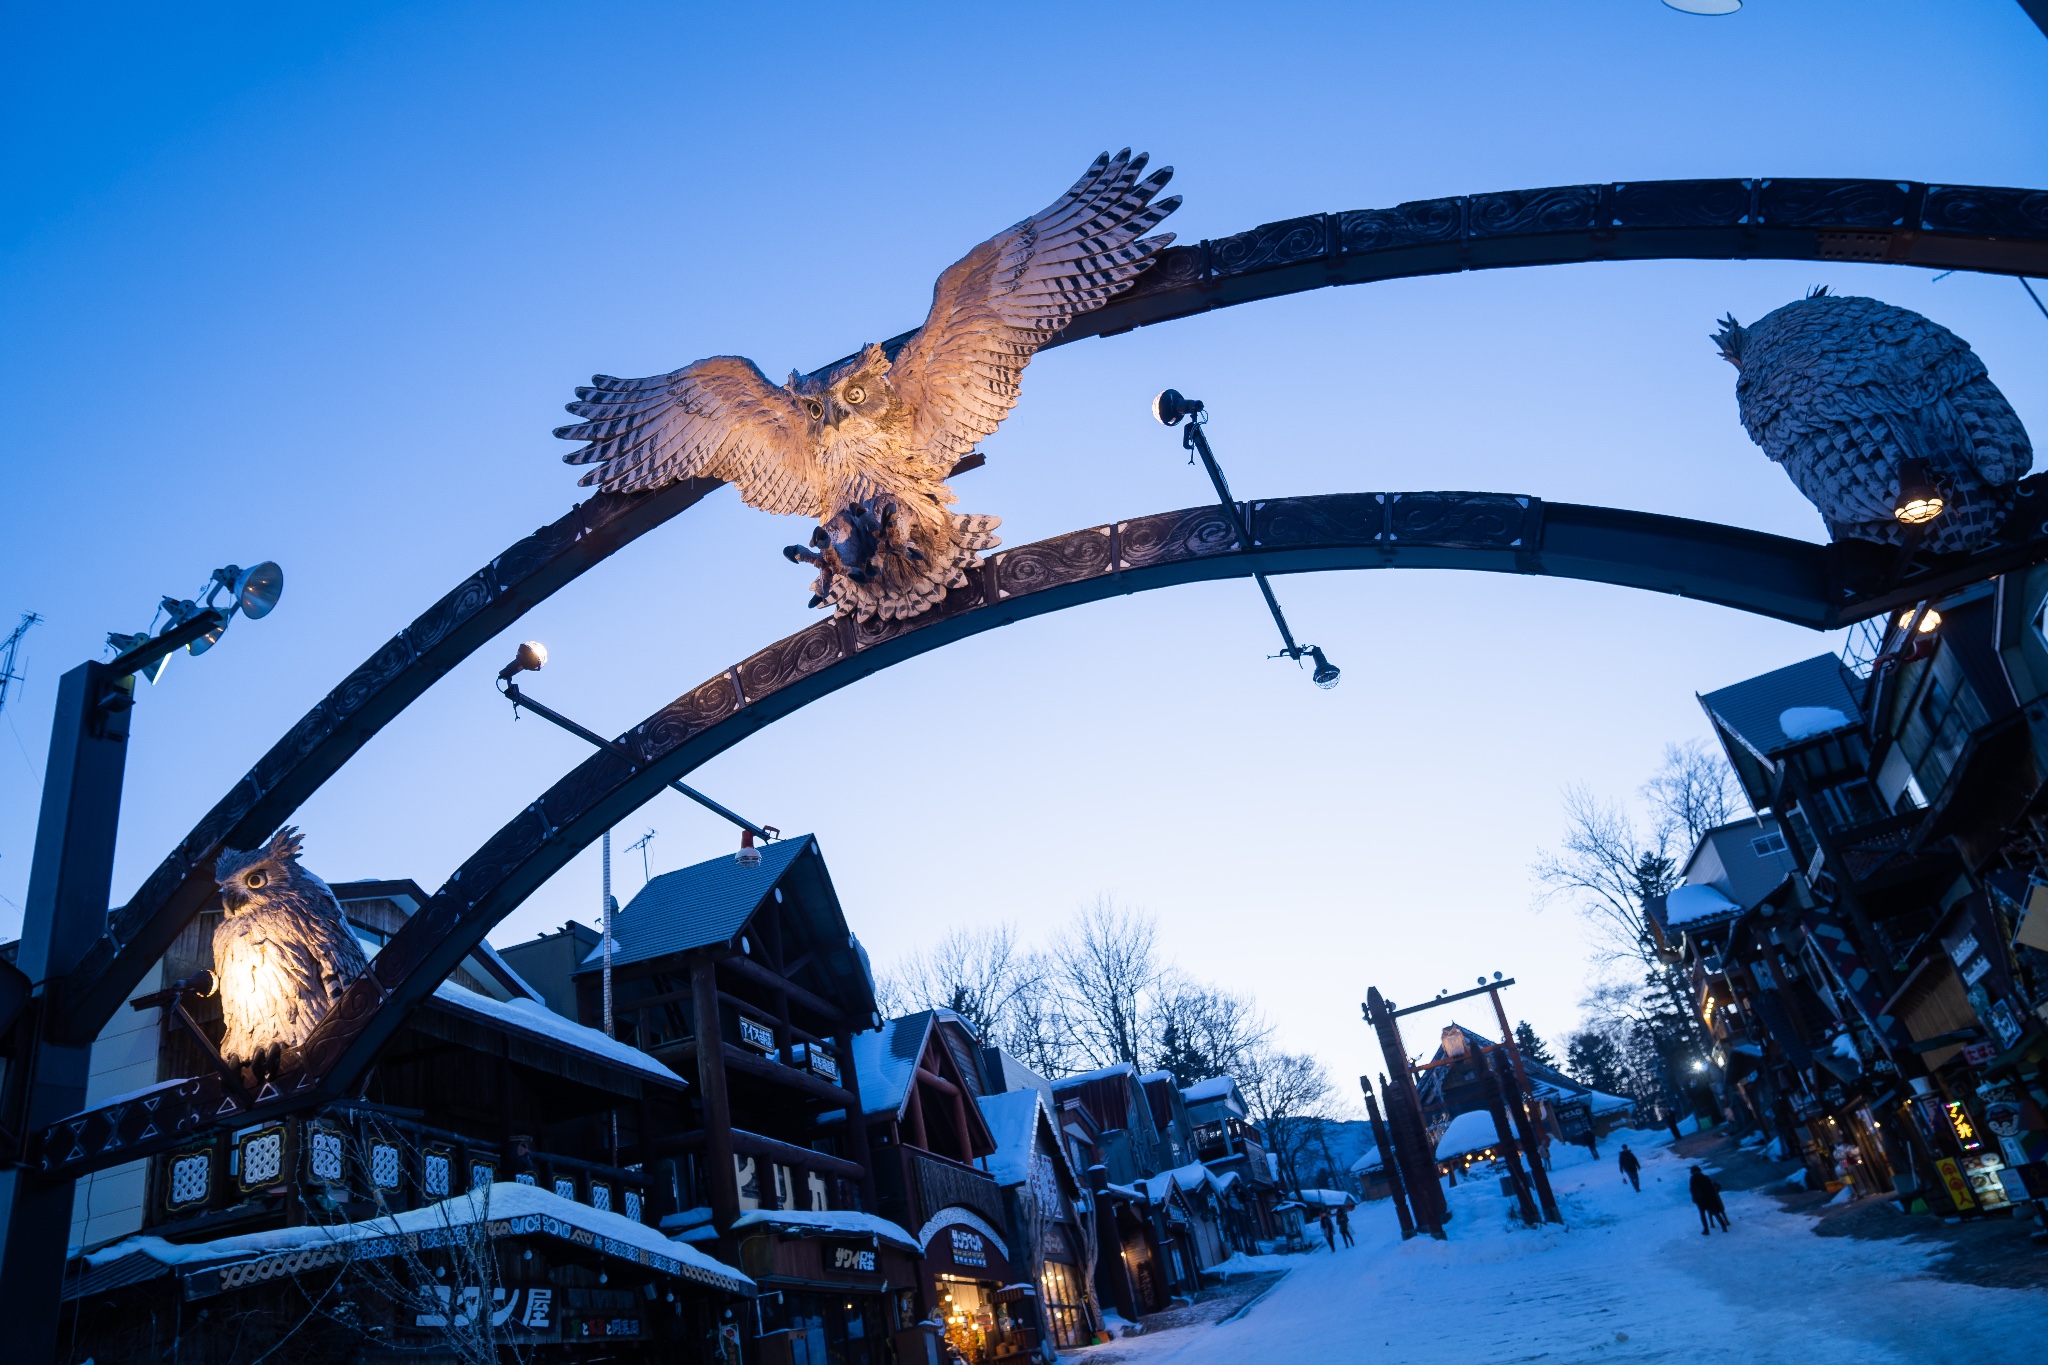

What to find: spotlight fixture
left=497, top=640, right=548, bottom=683
left=1896, top=608, right=1942, bottom=634
left=1154, top=388, right=1341, bottom=691
left=1150, top=389, right=1205, bottom=427
left=1893, top=458, right=1944, bottom=526
left=105, top=558, right=284, bottom=683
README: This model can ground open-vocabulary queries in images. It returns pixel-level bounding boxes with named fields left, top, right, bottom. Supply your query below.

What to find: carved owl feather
left=1714, top=289, right=2032, bottom=554
left=554, top=149, right=1181, bottom=620
left=212, top=827, right=367, bottom=1074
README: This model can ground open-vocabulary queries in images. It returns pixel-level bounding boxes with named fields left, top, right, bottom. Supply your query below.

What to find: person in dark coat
left=1317, top=1207, right=1336, bottom=1251
left=1689, top=1165, right=1730, bottom=1233
left=1618, top=1144, right=1641, bottom=1192
left=1335, top=1205, right=1354, bottom=1248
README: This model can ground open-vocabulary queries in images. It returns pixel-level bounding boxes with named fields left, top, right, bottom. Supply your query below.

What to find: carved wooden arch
left=50, top=175, right=2048, bottom=1047
left=41, top=480, right=2048, bottom=1176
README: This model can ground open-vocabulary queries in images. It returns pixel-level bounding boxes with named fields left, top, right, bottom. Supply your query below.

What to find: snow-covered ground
left=1068, top=1128, right=2045, bottom=1364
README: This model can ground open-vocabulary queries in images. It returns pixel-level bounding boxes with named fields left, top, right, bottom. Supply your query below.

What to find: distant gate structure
left=33, top=176, right=2048, bottom=1177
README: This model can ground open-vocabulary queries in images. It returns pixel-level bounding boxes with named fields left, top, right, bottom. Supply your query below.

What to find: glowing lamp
left=1893, top=458, right=1944, bottom=526
left=1896, top=608, right=1941, bottom=634
left=497, top=640, right=548, bottom=682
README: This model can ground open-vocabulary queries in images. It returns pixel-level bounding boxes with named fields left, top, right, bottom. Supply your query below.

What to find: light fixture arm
left=498, top=679, right=777, bottom=842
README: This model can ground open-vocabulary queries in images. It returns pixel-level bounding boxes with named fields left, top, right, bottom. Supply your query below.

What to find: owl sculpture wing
left=556, top=355, right=816, bottom=513
left=1715, top=291, right=2032, bottom=554
left=884, top=149, right=1181, bottom=489
left=555, top=150, right=1179, bottom=620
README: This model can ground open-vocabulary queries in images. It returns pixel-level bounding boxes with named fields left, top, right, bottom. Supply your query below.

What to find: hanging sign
left=738, top=1016, right=776, bottom=1052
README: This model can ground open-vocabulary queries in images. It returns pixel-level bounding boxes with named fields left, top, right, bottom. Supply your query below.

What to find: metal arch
left=49, top=174, right=2048, bottom=1049
left=40, top=480, right=2048, bottom=1176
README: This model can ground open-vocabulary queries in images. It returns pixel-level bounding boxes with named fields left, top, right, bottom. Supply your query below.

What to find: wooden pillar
left=1491, top=1049, right=1561, bottom=1224
left=1359, top=1075, right=1415, bottom=1240
left=1483, top=1053, right=1540, bottom=1227
left=1366, top=988, right=1445, bottom=1238
left=833, top=1027, right=878, bottom=1210
left=905, top=1078, right=930, bottom=1150
left=689, top=953, right=740, bottom=1231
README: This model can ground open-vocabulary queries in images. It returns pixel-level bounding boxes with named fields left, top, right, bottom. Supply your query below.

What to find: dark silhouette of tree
left=1513, top=1020, right=1559, bottom=1070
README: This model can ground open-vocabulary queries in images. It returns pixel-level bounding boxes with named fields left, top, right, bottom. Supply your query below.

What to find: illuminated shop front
left=924, top=1212, right=1032, bottom=1362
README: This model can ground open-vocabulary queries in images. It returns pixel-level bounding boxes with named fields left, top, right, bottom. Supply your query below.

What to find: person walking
left=1317, top=1208, right=1336, bottom=1252
left=1618, top=1144, right=1641, bottom=1192
left=1689, top=1165, right=1730, bottom=1234
left=1335, top=1205, right=1354, bottom=1248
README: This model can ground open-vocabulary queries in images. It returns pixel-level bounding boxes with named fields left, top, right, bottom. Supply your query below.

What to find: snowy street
left=1069, top=1129, right=2048, bottom=1365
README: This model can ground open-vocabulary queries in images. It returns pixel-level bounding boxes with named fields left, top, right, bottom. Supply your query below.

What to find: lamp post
left=1152, top=391, right=1340, bottom=689
left=0, top=562, right=282, bottom=1363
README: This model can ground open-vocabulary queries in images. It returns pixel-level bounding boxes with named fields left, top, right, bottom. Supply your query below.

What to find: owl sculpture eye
left=843, top=385, right=866, bottom=405
left=245, top=870, right=267, bottom=889
left=804, top=398, right=824, bottom=420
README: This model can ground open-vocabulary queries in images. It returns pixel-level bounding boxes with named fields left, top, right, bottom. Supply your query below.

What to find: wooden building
left=976, top=1086, right=1104, bottom=1354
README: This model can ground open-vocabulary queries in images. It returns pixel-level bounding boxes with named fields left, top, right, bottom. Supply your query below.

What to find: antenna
left=0, top=613, right=42, bottom=720
left=624, top=828, right=658, bottom=884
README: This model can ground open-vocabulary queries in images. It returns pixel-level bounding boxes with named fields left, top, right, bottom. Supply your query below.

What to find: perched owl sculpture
left=554, top=149, right=1181, bottom=620
left=212, top=827, right=367, bottom=1078
left=1714, top=289, right=2032, bottom=554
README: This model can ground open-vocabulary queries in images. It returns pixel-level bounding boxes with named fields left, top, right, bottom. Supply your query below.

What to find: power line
left=2021, top=277, right=2048, bottom=325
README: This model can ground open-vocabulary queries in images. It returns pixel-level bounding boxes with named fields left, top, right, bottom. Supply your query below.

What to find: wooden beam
left=718, top=1042, right=857, bottom=1107
left=717, top=952, right=845, bottom=1025
left=689, top=953, right=740, bottom=1231
left=833, top=1027, right=877, bottom=1210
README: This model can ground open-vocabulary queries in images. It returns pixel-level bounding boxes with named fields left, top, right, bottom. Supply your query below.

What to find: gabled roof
left=576, top=835, right=876, bottom=1020
left=1699, top=655, right=1863, bottom=806
left=851, top=1012, right=999, bottom=1155
left=1179, top=1076, right=1245, bottom=1115
left=978, top=1087, right=1082, bottom=1194
left=1435, top=1109, right=1503, bottom=1161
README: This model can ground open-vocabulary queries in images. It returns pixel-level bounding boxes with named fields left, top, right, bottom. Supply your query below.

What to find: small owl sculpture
left=212, top=827, right=367, bottom=1078
left=555, top=149, right=1180, bottom=621
left=1714, top=289, right=2032, bottom=554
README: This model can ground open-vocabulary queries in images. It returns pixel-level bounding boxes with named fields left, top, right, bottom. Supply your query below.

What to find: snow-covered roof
left=1347, top=1147, right=1384, bottom=1175
left=1700, top=655, right=1863, bottom=759
left=1292, top=1188, right=1356, bottom=1208
left=1137, top=1069, right=1175, bottom=1085
left=1131, top=1161, right=1229, bottom=1206
left=430, top=980, right=685, bottom=1086
left=850, top=1013, right=932, bottom=1117
left=1665, top=883, right=1743, bottom=926
left=1435, top=1110, right=1504, bottom=1161
left=1779, top=706, right=1852, bottom=741
left=1179, top=1076, right=1244, bottom=1112
left=81, top=1184, right=750, bottom=1295
left=1055, top=1061, right=1137, bottom=1087
left=978, top=1088, right=1053, bottom=1187
left=728, top=1208, right=919, bottom=1252
left=583, top=836, right=814, bottom=969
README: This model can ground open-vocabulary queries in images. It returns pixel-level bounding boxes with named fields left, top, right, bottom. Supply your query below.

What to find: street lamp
left=491, top=643, right=777, bottom=852
left=1152, top=389, right=1342, bottom=690
left=1, top=557, right=283, bottom=1361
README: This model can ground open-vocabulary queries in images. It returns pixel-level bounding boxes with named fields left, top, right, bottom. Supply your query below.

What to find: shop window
left=1040, top=1259, right=1088, bottom=1349
left=1814, top=779, right=1883, bottom=830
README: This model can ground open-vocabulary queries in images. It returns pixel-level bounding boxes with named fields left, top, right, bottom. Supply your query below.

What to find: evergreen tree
left=1566, top=1030, right=1628, bottom=1096
left=1513, top=1020, right=1559, bottom=1070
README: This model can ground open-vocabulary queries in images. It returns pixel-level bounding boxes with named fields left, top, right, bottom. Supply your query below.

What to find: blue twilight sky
left=3, top=2, right=2045, bottom=1094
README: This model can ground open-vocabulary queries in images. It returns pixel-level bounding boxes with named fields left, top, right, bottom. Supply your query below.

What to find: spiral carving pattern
left=1922, top=185, right=2048, bottom=238
left=737, top=620, right=846, bottom=704
left=1387, top=493, right=1535, bottom=547
left=992, top=528, right=1113, bottom=600
left=1759, top=179, right=1911, bottom=229
left=1468, top=186, right=1600, bottom=238
left=1208, top=216, right=1331, bottom=277
left=1117, top=507, right=1238, bottom=570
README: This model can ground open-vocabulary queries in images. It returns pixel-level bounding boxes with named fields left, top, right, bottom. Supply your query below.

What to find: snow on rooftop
left=432, top=980, right=683, bottom=1085
left=1778, top=706, right=1852, bottom=741
left=1179, top=1076, right=1239, bottom=1105
left=1055, top=1061, right=1137, bottom=1087
left=83, top=1183, right=750, bottom=1294
left=1293, top=1188, right=1355, bottom=1208
left=978, top=1088, right=1052, bottom=1187
left=1665, top=883, right=1743, bottom=926
left=728, top=1208, right=919, bottom=1252
left=1435, top=1109, right=1506, bottom=1161
left=1348, top=1147, right=1384, bottom=1174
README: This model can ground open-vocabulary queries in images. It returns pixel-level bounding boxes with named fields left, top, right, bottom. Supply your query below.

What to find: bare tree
left=1148, top=976, right=1271, bottom=1086
left=1642, top=739, right=1745, bottom=850
left=1531, top=783, right=1676, bottom=966
left=1235, top=1046, right=1333, bottom=1193
left=879, top=922, right=1077, bottom=1076
left=1049, top=897, right=1163, bottom=1070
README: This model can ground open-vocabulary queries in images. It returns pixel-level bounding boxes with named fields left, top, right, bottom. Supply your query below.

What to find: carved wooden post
left=1487, top=985, right=1561, bottom=1222
left=689, top=952, right=740, bottom=1232
left=1359, top=1075, right=1415, bottom=1240
left=1484, top=1053, right=1541, bottom=1227
left=1366, top=988, right=1445, bottom=1238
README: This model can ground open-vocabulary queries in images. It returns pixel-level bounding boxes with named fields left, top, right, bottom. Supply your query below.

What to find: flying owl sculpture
left=212, top=827, right=367, bottom=1078
left=554, top=150, right=1181, bottom=620
left=1714, top=289, right=2032, bottom=554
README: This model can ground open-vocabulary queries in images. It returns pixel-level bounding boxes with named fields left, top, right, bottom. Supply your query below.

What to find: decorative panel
left=991, top=527, right=1114, bottom=600
left=1466, top=186, right=1600, bottom=238
left=1608, top=179, right=1751, bottom=228
left=1206, top=216, right=1330, bottom=277
left=1339, top=197, right=1463, bottom=253
left=1920, top=185, right=2048, bottom=239
left=167, top=1149, right=212, bottom=1210
left=308, top=1126, right=345, bottom=1184
left=1385, top=493, right=1536, bottom=548
left=1117, top=507, right=1238, bottom=571
left=1249, top=494, right=1384, bottom=548
left=1757, top=179, right=1911, bottom=229
left=371, top=1142, right=402, bottom=1190
left=735, top=620, right=845, bottom=704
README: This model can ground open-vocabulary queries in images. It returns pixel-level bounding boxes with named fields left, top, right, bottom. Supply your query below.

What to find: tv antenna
left=0, top=613, right=42, bottom=720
